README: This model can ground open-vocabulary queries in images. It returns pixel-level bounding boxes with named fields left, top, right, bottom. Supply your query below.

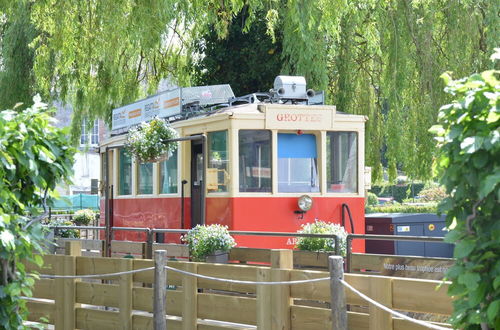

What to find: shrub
left=417, top=186, right=448, bottom=202
left=49, top=218, right=79, bottom=238
left=295, top=220, right=348, bottom=256
left=125, top=117, right=179, bottom=163
left=370, top=183, right=425, bottom=202
left=367, top=192, right=378, bottom=206
left=72, top=209, right=96, bottom=226
left=182, top=224, right=236, bottom=261
left=366, top=203, right=438, bottom=214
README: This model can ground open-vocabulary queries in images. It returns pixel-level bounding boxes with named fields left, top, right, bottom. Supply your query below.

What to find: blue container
left=366, top=213, right=453, bottom=258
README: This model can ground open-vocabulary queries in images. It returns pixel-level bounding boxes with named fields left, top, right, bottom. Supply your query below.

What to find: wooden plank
left=119, top=258, right=133, bottom=330
left=76, top=282, right=119, bottom=306
left=132, top=259, right=155, bottom=283
left=392, top=277, right=452, bottom=315
left=153, top=243, right=189, bottom=258
left=347, top=311, right=369, bottom=330
left=369, top=276, right=393, bottom=330
left=132, top=314, right=154, bottom=330
left=196, top=263, right=259, bottom=293
left=229, top=247, right=271, bottom=263
left=32, top=279, right=55, bottom=299
left=393, top=318, right=452, bottom=330
left=271, top=249, right=293, bottom=269
left=290, top=305, right=331, bottom=330
left=198, top=293, right=257, bottom=325
left=76, top=256, right=127, bottom=279
left=344, top=274, right=371, bottom=306
left=256, top=267, right=271, bottom=329
left=293, top=250, right=330, bottom=269
left=111, top=241, right=146, bottom=254
left=75, top=308, right=120, bottom=330
left=26, top=300, right=55, bottom=324
left=289, top=269, right=330, bottom=301
left=133, top=287, right=153, bottom=312
left=132, top=287, right=182, bottom=315
left=182, top=262, right=198, bottom=329
left=55, top=238, right=104, bottom=251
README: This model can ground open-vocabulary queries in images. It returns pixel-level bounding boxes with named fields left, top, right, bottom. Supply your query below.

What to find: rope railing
left=38, top=267, right=154, bottom=279
left=340, top=279, right=449, bottom=330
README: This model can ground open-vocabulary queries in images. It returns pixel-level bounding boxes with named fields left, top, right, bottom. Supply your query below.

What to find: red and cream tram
left=100, top=76, right=367, bottom=252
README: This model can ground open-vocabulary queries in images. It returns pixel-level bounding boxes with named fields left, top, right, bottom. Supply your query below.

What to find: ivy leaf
left=479, top=173, right=500, bottom=198
left=487, top=300, right=500, bottom=323
left=0, top=230, right=15, bottom=250
left=458, top=272, right=480, bottom=290
left=454, top=239, right=475, bottom=258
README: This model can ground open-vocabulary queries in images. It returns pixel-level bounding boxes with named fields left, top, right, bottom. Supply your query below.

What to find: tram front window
left=239, top=130, right=271, bottom=192
left=327, top=132, right=358, bottom=193
left=278, top=133, right=319, bottom=193
left=208, top=130, right=229, bottom=192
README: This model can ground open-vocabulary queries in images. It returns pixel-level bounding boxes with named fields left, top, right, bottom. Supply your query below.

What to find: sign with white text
left=265, top=107, right=334, bottom=130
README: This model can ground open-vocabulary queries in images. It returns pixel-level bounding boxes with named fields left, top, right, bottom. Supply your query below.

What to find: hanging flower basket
left=125, top=117, right=179, bottom=163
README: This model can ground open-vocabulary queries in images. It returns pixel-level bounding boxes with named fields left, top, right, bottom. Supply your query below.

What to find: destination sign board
left=111, top=88, right=181, bottom=131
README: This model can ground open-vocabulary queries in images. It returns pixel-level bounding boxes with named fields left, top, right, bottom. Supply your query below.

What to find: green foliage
left=125, top=118, right=179, bottom=163
left=72, top=209, right=96, bottom=226
left=0, top=96, right=75, bottom=329
left=431, top=58, right=499, bottom=328
left=47, top=218, right=79, bottom=238
left=182, top=224, right=236, bottom=262
left=193, top=10, right=283, bottom=96
left=370, top=183, right=425, bottom=203
left=0, top=2, right=37, bottom=110
left=0, top=1, right=496, bottom=179
left=295, top=220, right=348, bottom=256
left=365, top=203, right=438, bottom=214
left=366, top=192, right=378, bottom=206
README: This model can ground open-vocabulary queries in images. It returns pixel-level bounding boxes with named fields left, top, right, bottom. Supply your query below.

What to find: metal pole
left=329, top=256, right=347, bottom=330
left=154, top=250, right=167, bottom=330
left=200, top=134, right=207, bottom=226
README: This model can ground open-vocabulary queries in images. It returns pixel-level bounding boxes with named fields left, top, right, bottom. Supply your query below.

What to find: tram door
left=190, top=139, right=204, bottom=228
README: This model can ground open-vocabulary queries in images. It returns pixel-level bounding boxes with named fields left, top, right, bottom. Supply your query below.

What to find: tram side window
left=118, top=148, right=132, bottom=195
left=327, top=132, right=358, bottom=193
left=160, top=148, right=178, bottom=194
left=208, top=130, right=229, bottom=192
left=239, top=130, right=271, bottom=192
left=137, top=162, right=153, bottom=194
left=278, top=133, right=319, bottom=193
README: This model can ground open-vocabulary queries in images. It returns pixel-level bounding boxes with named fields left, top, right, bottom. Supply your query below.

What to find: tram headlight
left=297, top=195, right=313, bottom=212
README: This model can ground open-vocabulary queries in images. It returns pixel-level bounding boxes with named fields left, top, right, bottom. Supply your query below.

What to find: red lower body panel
left=102, top=196, right=365, bottom=253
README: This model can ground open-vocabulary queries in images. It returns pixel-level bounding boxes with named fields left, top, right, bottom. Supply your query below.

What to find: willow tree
left=2, top=0, right=496, bottom=181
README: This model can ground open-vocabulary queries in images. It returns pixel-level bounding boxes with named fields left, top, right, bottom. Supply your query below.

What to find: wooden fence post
left=119, top=258, right=133, bottom=330
left=182, top=262, right=198, bottom=330
left=270, top=249, right=292, bottom=330
left=55, top=255, right=77, bottom=330
left=329, top=256, right=347, bottom=330
left=65, top=240, right=82, bottom=256
left=146, top=229, right=154, bottom=259
left=256, top=267, right=272, bottom=329
left=369, top=277, right=393, bottom=330
left=154, top=250, right=167, bottom=330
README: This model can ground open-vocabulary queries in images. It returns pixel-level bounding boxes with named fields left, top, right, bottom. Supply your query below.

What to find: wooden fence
left=25, top=241, right=453, bottom=329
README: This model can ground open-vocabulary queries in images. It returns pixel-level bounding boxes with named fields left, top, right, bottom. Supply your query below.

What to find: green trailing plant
left=125, top=118, right=179, bottom=163
left=430, top=52, right=499, bottom=329
left=182, top=224, right=236, bottom=262
left=295, top=220, right=348, bottom=257
left=72, top=209, right=96, bottom=226
left=0, top=96, right=75, bottom=329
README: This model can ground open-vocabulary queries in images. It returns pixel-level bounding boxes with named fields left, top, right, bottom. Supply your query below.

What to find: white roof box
left=273, top=75, right=310, bottom=100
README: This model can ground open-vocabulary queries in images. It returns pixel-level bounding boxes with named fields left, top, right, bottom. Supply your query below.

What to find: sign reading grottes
left=265, top=107, right=334, bottom=130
